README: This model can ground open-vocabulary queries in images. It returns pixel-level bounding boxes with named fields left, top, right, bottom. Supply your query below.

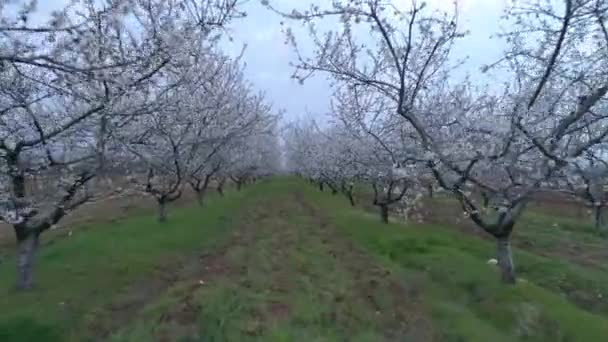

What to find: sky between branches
left=26, top=0, right=509, bottom=121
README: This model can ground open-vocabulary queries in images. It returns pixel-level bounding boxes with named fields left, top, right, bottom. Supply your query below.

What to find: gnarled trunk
left=16, top=233, right=40, bottom=290
left=379, top=204, right=389, bottom=224
left=496, top=237, right=515, bottom=284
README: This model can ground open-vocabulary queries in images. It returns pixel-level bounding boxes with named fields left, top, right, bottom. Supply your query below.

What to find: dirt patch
left=267, top=302, right=291, bottom=320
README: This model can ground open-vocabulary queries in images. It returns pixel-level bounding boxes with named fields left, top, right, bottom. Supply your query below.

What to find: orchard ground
left=0, top=179, right=607, bottom=341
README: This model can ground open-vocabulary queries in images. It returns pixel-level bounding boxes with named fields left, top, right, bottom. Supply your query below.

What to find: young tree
left=557, top=150, right=608, bottom=233
left=189, top=155, right=223, bottom=206
left=183, top=56, right=264, bottom=204
left=283, top=119, right=325, bottom=188
left=283, top=115, right=422, bottom=221
left=120, top=50, right=230, bottom=221
left=332, top=83, right=426, bottom=221
left=227, top=129, right=281, bottom=190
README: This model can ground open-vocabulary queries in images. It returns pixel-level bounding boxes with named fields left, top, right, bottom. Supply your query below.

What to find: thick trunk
left=16, top=233, right=39, bottom=290
left=158, top=200, right=168, bottom=223
left=319, top=182, right=324, bottom=192
left=496, top=237, right=516, bottom=284
left=380, top=204, right=389, bottom=224
left=217, top=182, right=224, bottom=196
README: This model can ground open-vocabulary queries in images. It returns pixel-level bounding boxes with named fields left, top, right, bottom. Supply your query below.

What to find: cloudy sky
left=28, top=0, right=511, bottom=121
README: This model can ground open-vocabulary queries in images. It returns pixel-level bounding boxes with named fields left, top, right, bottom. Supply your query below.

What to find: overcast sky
left=224, top=0, right=509, bottom=122
left=27, top=0, right=511, bottom=122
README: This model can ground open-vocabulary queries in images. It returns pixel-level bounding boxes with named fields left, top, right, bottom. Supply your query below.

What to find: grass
left=108, top=182, right=430, bottom=341
left=303, top=183, right=608, bottom=341
left=1, top=178, right=607, bottom=341
left=0, top=186, right=257, bottom=341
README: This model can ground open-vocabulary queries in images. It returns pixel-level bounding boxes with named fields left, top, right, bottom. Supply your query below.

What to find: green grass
left=108, top=183, right=429, bottom=341
left=0, top=186, right=261, bottom=341
left=303, top=183, right=608, bottom=341
left=1, top=178, right=607, bottom=341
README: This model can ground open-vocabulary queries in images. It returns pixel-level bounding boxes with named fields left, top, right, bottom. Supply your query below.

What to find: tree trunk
left=482, top=192, right=490, bottom=208
left=236, top=181, right=242, bottom=191
left=196, top=189, right=205, bottom=207
left=427, top=184, right=433, bottom=198
left=16, top=233, right=40, bottom=290
left=496, top=237, right=516, bottom=284
left=332, top=188, right=338, bottom=195
left=347, top=192, right=355, bottom=207
left=217, top=182, right=224, bottom=196
left=158, top=200, right=168, bottom=223
left=379, top=204, right=389, bottom=224
left=319, top=182, right=324, bottom=191
left=594, top=205, right=606, bottom=232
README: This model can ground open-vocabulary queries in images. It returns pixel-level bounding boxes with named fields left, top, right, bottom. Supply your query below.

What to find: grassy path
left=108, top=186, right=432, bottom=341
